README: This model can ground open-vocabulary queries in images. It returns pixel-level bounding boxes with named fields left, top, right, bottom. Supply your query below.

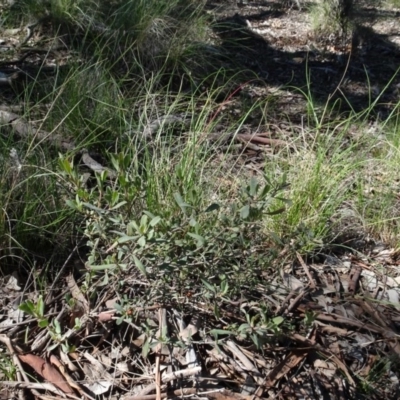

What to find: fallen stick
left=135, top=366, right=202, bottom=397
left=123, top=387, right=250, bottom=400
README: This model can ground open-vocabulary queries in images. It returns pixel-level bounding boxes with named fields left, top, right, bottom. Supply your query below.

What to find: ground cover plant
left=0, top=0, right=400, bottom=399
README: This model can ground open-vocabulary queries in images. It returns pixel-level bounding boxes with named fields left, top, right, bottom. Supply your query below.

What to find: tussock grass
left=272, top=113, right=400, bottom=251
left=385, top=0, right=400, bottom=7
left=8, top=0, right=208, bottom=72
left=309, top=0, right=355, bottom=36
left=352, top=120, right=400, bottom=244
left=0, top=142, right=74, bottom=268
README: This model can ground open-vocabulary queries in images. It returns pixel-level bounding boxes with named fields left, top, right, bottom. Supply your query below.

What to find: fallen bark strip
left=204, top=131, right=289, bottom=149
left=81, top=149, right=117, bottom=179
left=298, top=306, right=400, bottom=355
left=225, top=340, right=263, bottom=384
left=236, top=133, right=289, bottom=147
left=0, top=110, right=76, bottom=151
left=0, top=381, right=68, bottom=397
left=288, top=333, right=356, bottom=386
left=142, top=114, right=191, bottom=138
left=286, top=288, right=310, bottom=314
left=18, top=354, right=75, bottom=396
left=0, top=110, right=71, bottom=148
left=122, top=387, right=251, bottom=400
left=298, top=307, right=388, bottom=335
left=348, top=264, right=362, bottom=293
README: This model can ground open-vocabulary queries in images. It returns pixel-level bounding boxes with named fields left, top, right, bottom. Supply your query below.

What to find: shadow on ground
left=204, top=0, right=400, bottom=122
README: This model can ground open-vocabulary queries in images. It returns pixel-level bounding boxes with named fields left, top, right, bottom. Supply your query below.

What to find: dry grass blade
left=265, top=349, right=308, bottom=388
left=0, top=334, right=29, bottom=400
left=155, top=308, right=166, bottom=400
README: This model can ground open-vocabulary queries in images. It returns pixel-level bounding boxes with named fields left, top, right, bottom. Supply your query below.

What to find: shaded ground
left=207, top=0, right=400, bottom=120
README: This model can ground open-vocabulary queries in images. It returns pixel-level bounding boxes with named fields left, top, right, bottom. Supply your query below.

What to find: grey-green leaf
left=240, top=204, right=250, bottom=219
left=187, top=232, right=205, bottom=247
left=209, top=329, right=236, bottom=336
left=89, top=263, right=118, bottom=271
left=173, top=192, right=190, bottom=209
left=149, top=216, right=161, bottom=227
left=133, top=255, right=147, bottom=276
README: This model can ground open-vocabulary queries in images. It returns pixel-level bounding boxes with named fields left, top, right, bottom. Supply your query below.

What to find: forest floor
left=1, top=1, right=400, bottom=399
